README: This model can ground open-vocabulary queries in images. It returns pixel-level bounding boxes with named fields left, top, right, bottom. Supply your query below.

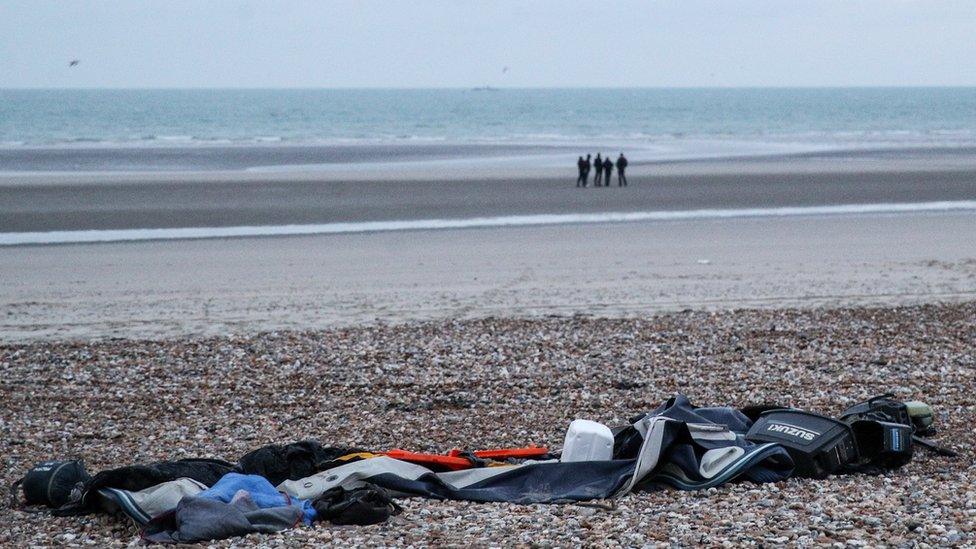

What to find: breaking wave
left=3, top=201, right=975, bottom=246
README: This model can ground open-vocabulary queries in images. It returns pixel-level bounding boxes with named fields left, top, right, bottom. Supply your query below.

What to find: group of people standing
left=576, top=153, right=628, bottom=187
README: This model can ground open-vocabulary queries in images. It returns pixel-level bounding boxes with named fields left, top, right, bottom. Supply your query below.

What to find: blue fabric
left=143, top=491, right=303, bottom=544
left=199, top=473, right=315, bottom=524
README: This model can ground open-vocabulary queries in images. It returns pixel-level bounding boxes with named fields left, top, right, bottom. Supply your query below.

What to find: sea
left=2, top=88, right=976, bottom=171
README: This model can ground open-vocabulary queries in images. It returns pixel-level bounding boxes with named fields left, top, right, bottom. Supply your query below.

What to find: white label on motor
left=766, top=422, right=818, bottom=441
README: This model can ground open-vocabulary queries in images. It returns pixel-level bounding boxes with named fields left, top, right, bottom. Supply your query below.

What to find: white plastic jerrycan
left=560, top=419, right=614, bottom=462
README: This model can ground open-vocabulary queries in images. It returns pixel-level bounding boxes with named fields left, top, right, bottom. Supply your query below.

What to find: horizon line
left=5, top=85, right=976, bottom=92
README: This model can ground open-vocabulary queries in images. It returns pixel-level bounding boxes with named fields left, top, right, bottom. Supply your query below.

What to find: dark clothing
left=236, top=441, right=362, bottom=487
left=576, top=157, right=586, bottom=187
left=55, top=458, right=235, bottom=516
left=616, top=155, right=628, bottom=186
left=143, top=490, right=303, bottom=544
left=592, top=155, right=603, bottom=186
left=603, top=159, right=613, bottom=183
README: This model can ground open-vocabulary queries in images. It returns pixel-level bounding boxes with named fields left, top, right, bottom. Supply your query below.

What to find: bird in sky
left=502, top=66, right=509, bottom=74
left=69, top=59, right=80, bottom=67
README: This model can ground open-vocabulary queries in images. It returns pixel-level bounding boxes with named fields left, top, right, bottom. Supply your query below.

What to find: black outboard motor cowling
left=745, top=409, right=859, bottom=478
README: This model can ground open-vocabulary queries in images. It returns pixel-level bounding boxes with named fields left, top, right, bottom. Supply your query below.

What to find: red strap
left=384, top=449, right=474, bottom=471
left=447, top=446, right=549, bottom=459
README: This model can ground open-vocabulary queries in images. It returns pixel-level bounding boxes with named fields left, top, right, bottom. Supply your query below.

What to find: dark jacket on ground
left=54, top=458, right=235, bottom=516
left=235, top=441, right=362, bottom=487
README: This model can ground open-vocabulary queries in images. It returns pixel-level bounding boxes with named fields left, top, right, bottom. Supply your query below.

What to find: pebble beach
left=2, top=302, right=973, bottom=547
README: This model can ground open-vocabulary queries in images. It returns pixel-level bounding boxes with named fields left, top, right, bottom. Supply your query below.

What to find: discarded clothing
left=198, top=473, right=314, bottom=525
left=54, top=458, right=234, bottom=515
left=99, top=474, right=314, bottom=527
left=312, top=483, right=402, bottom=525
left=143, top=490, right=303, bottom=544
left=98, top=478, right=207, bottom=525
left=235, top=441, right=362, bottom=487
left=23, top=392, right=947, bottom=545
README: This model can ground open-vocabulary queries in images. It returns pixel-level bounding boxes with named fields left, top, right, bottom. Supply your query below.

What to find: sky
left=1, top=0, right=975, bottom=88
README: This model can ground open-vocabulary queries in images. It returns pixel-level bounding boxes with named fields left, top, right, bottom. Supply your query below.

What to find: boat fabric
left=278, top=395, right=793, bottom=503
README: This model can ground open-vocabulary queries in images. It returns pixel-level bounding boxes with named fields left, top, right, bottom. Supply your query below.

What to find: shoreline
left=4, top=149, right=976, bottom=232
left=4, top=200, right=976, bottom=246
left=1, top=144, right=973, bottom=342
left=2, top=211, right=974, bottom=342
left=4, top=142, right=976, bottom=177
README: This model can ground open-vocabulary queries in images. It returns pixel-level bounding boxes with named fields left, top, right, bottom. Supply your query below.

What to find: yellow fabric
left=335, top=452, right=380, bottom=462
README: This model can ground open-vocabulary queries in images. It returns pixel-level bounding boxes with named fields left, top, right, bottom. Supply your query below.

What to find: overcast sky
left=2, top=0, right=975, bottom=88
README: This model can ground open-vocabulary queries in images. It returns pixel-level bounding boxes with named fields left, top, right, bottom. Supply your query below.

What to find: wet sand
left=4, top=169, right=976, bottom=233
left=1, top=147, right=974, bottom=340
left=4, top=148, right=976, bottom=232
left=2, top=211, right=974, bottom=342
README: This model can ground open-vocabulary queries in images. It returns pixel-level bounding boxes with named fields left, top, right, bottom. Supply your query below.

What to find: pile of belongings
left=11, top=393, right=954, bottom=544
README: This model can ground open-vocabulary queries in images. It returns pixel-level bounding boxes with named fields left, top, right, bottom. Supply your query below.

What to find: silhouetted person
left=583, top=154, right=591, bottom=186
left=603, top=157, right=613, bottom=185
left=593, top=154, right=603, bottom=186
left=616, top=153, right=628, bottom=186
left=576, top=156, right=586, bottom=187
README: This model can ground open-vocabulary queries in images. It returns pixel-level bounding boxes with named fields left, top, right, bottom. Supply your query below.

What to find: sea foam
left=2, top=201, right=975, bottom=246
